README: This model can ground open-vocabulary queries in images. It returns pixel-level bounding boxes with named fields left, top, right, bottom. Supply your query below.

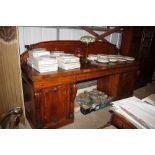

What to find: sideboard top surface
left=22, top=62, right=139, bottom=90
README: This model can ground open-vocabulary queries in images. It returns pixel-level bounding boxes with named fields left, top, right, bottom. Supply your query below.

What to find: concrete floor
left=134, top=81, right=155, bottom=99
left=60, top=106, right=112, bottom=129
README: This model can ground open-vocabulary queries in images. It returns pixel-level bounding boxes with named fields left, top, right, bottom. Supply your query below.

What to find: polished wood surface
left=120, top=27, right=143, bottom=59
left=22, top=62, right=138, bottom=90
left=21, top=40, right=139, bottom=128
left=110, top=111, right=137, bottom=129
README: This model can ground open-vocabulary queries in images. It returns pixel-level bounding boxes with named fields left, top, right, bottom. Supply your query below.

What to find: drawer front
left=111, top=113, right=136, bottom=129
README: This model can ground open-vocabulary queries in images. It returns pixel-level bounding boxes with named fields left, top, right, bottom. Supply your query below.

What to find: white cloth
left=112, top=96, right=155, bottom=128
left=27, top=56, right=58, bottom=73
left=29, top=49, right=50, bottom=58
left=58, top=62, right=80, bottom=70
left=57, top=56, right=80, bottom=63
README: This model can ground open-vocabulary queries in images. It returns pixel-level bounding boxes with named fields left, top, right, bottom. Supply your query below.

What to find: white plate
left=109, top=58, right=117, bottom=62
left=97, top=58, right=109, bottom=63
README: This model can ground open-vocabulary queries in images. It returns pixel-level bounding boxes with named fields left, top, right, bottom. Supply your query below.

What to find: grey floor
left=134, top=82, right=155, bottom=99
left=60, top=106, right=112, bottom=129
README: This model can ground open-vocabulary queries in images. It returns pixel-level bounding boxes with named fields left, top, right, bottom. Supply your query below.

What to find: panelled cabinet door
left=39, top=84, right=73, bottom=128
left=118, top=72, right=137, bottom=99
left=137, top=28, right=154, bottom=87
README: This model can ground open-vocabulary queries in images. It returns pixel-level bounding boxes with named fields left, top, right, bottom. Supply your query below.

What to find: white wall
left=18, top=27, right=57, bottom=53
left=18, top=27, right=122, bottom=54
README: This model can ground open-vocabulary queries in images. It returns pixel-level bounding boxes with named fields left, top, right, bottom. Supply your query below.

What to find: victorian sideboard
left=21, top=41, right=139, bottom=128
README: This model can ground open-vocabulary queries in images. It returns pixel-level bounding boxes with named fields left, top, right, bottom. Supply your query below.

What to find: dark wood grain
left=110, top=111, right=137, bottom=129
left=99, top=27, right=121, bottom=39
left=120, top=27, right=154, bottom=88
left=97, top=74, right=120, bottom=99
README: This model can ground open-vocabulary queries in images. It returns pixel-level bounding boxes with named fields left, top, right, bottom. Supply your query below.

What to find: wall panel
left=41, top=27, right=57, bottom=41
left=19, top=27, right=57, bottom=53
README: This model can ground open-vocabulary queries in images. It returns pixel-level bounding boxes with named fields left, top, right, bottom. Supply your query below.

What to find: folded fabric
left=112, top=97, right=155, bottom=128
left=57, top=56, right=80, bottom=63
left=58, top=61, right=80, bottom=70
left=32, top=64, right=58, bottom=73
left=27, top=57, right=58, bottom=73
left=28, top=49, right=50, bottom=58
left=28, top=57, right=58, bottom=66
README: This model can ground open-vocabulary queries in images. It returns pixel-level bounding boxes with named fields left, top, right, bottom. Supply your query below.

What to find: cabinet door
left=97, top=74, right=120, bottom=99
left=121, top=27, right=154, bottom=88
left=118, top=72, right=137, bottom=99
left=97, top=72, right=137, bottom=100
left=40, top=84, right=74, bottom=128
left=120, top=27, right=143, bottom=59
left=137, top=28, right=154, bottom=87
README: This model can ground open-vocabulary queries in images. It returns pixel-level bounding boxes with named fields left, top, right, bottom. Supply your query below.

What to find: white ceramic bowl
left=124, top=56, right=135, bottom=61
left=109, top=58, right=117, bottom=63
left=117, top=58, right=126, bottom=63
left=97, top=58, right=109, bottom=63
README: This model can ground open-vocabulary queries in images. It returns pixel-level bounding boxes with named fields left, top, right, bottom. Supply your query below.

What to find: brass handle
left=52, top=87, right=58, bottom=92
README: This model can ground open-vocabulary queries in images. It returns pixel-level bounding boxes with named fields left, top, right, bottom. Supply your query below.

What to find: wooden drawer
left=111, top=112, right=137, bottom=129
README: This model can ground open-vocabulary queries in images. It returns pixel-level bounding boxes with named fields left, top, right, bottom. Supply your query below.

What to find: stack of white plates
left=87, top=54, right=98, bottom=61
left=97, top=54, right=108, bottom=59
left=97, top=54, right=109, bottom=63
left=117, top=58, right=127, bottom=63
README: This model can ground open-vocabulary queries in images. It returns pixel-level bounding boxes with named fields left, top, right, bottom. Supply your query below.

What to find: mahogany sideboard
left=21, top=41, right=139, bottom=128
